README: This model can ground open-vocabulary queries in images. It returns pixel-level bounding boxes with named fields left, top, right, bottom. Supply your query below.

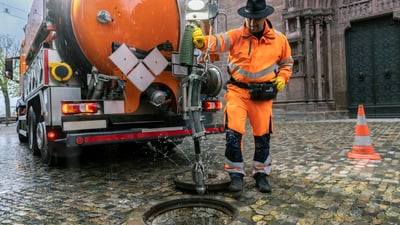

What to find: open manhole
left=143, top=197, right=238, bottom=225
left=173, top=169, right=231, bottom=191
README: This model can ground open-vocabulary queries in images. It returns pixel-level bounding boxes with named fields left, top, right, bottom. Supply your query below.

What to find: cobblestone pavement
left=0, top=119, right=399, bottom=225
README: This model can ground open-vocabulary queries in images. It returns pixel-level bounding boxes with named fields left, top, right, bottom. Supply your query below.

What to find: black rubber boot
left=229, top=175, right=244, bottom=192
left=254, top=173, right=271, bottom=193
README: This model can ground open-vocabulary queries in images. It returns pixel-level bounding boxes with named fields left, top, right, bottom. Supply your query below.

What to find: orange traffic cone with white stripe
left=348, top=104, right=381, bottom=160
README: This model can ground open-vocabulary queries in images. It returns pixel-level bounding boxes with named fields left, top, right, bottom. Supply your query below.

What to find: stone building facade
left=216, top=0, right=400, bottom=119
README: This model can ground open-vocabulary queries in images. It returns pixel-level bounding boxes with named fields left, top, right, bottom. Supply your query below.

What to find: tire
left=36, top=119, right=57, bottom=166
left=40, top=144, right=56, bottom=166
left=36, top=122, right=46, bottom=151
left=28, top=107, right=40, bottom=156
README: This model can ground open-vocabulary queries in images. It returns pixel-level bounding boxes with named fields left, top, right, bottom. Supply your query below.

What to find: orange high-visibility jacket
left=202, top=20, right=293, bottom=85
left=202, top=20, right=293, bottom=135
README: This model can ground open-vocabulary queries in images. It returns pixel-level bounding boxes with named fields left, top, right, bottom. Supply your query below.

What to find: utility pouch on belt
left=248, top=82, right=277, bottom=100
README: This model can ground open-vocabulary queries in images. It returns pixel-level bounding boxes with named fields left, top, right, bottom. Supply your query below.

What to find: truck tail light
left=47, top=131, right=57, bottom=140
left=203, top=101, right=223, bottom=111
left=62, top=102, right=99, bottom=114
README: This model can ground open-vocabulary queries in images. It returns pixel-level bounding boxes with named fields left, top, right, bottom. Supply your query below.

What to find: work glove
left=192, top=27, right=205, bottom=49
left=270, top=76, right=286, bottom=92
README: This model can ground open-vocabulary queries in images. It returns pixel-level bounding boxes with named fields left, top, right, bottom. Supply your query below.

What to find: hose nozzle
left=192, top=158, right=206, bottom=195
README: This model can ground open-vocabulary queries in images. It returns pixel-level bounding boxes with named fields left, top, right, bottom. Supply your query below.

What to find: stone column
left=303, top=0, right=309, bottom=8
left=316, top=0, right=320, bottom=8
left=285, top=19, right=290, bottom=35
left=296, top=16, right=302, bottom=36
left=305, top=17, right=312, bottom=100
left=315, top=17, right=323, bottom=100
left=296, top=16, right=304, bottom=90
left=325, top=16, right=333, bottom=100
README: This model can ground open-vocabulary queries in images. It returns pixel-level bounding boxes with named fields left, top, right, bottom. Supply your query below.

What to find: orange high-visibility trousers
left=225, top=85, right=273, bottom=136
left=224, top=85, right=273, bottom=176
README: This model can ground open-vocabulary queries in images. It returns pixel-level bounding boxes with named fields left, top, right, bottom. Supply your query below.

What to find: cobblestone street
left=0, top=119, right=399, bottom=224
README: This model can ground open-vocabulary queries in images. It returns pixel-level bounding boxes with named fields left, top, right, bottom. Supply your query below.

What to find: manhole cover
left=173, top=169, right=231, bottom=191
left=143, top=197, right=237, bottom=225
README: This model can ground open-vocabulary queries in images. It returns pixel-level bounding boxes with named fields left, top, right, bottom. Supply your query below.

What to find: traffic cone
left=348, top=104, right=381, bottom=160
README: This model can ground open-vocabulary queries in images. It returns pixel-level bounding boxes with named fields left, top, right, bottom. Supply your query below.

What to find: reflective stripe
left=221, top=33, right=230, bottom=51
left=252, top=167, right=271, bottom=176
left=225, top=159, right=244, bottom=169
left=354, top=136, right=372, bottom=146
left=279, top=58, right=294, bottom=69
left=213, top=33, right=230, bottom=52
left=279, top=57, right=294, bottom=64
left=278, top=58, right=294, bottom=74
left=281, top=64, right=293, bottom=71
left=279, top=64, right=293, bottom=71
left=357, top=115, right=367, bottom=125
left=213, top=34, right=221, bottom=51
left=224, top=159, right=245, bottom=175
left=228, top=61, right=278, bottom=79
left=252, top=156, right=271, bottom=175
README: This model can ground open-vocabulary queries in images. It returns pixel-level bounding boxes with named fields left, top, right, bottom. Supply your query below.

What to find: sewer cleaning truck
left=13, top=0, right=224, bottom=171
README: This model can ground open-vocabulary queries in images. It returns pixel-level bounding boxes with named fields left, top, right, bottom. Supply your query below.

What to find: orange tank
left=69, top=0, right=181, bottom=75
left=57, top=0, right=181, bottom=75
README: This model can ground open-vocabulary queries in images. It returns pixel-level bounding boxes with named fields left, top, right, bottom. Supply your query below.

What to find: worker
left=192, top=0, right=293, bottom=193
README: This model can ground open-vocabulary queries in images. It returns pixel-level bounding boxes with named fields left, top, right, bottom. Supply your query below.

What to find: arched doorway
left=345, top=15, right=400, bottom=118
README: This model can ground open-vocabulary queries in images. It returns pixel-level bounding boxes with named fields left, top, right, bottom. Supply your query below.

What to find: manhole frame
left=142, top=197, right=238, bottom=225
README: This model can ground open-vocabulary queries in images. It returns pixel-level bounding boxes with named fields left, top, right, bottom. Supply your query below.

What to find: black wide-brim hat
left=237, top=0, right=275, bottom=19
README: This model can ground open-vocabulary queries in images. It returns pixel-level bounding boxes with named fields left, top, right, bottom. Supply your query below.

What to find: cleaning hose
left=188, top=71, right=205, bottom=138
left=179, top=25, right=195, bottom=66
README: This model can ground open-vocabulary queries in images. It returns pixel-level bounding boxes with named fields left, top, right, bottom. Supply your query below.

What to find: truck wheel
left=28, top=107, right=40, bottom=155
left=36, top=119, right=56, bottom=166
left=40, top=144, right=56, bottom=166
left=17, top=120, right=28, bottom=143
left=36, top=122, right=47, bottom=151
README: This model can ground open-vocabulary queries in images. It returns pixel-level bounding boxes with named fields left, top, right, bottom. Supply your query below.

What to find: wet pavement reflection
left=0, top=119, right=399, bottom=224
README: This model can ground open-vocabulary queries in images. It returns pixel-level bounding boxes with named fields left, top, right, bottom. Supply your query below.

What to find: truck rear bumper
left=54, top=124, right=225, bottom=148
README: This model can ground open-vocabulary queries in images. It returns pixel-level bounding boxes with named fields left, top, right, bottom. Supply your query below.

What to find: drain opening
left=143, top=198, right=238, bottom=225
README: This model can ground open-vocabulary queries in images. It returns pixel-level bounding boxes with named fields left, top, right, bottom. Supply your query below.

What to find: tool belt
left=228, top=77, right=277, bottom=100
